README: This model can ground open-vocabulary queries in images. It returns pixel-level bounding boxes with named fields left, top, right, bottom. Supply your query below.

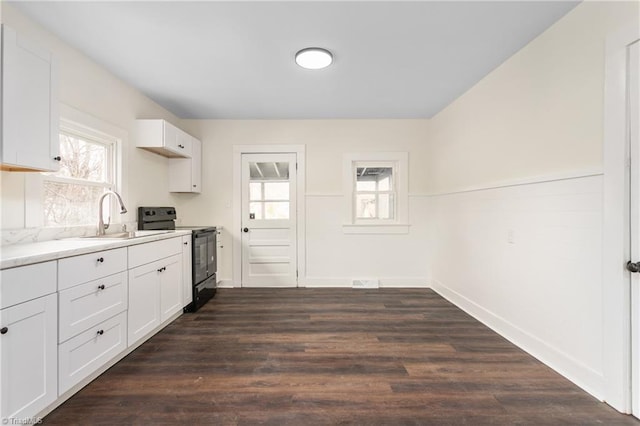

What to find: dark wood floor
left=44, top=289, right=637, bottom=425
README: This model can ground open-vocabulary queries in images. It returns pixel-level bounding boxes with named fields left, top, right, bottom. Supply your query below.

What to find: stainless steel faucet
left=97, top=191, right=128, bottom=236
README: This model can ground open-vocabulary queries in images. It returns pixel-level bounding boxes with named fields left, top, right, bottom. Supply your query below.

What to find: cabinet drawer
left=58, top=311, right=127, bottom=395
left=0, top=261, right=56, bottom=309
left=58, top=247, right=127, bottom=290
left=58, top=271, right=128, bottom=343
left=128, top=237, right=182, bottom=269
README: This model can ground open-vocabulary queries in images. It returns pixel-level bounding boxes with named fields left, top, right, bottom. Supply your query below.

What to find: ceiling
left=10, top=1, right=579, bottom=120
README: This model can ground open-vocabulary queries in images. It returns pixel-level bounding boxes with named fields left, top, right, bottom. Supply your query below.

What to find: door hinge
left=296, top=270, right=298, bottom=278
left=296, top=162, right=298, bottom=170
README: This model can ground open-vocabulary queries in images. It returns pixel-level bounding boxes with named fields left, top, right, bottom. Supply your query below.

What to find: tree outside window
left=42, top=128, right=116, bottom=227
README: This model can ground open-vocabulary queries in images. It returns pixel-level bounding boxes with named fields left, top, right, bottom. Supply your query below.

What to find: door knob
left=628, top=261, right=640, bottom=273
left=243, top=227, right=249, bottom=233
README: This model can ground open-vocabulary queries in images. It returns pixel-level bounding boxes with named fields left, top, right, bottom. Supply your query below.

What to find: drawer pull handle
left=178, top=144, right=184, bottom=149
left=97, top=257, right=104, bottom=263
left=98, top=284, right=105, bottom=290
left=96, top=330, right=104, bottom=336
left=0, top=327, right=7, bottom=335
left=157, top=266, right=166, bottom=273
left=53, top=156, right=62, bottom=161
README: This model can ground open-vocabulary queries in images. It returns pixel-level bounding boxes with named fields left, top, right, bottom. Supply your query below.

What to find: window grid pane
left=42, top=126, right=116, bottom=227
left=354, top=164, right=396, bottom=220
left=57, top=132, right=111, bottom=183
left=248, top=178, right=290, bottom=220
left=43, top=181, right=110, bottom=227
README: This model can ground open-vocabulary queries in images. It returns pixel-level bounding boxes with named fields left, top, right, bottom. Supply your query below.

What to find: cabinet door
left=176, top=129, right=193, bottom=157
left=1, top=25, right=58, bottom=172
left=191, top=137, right=202, bottom=193
left=216, top=229, right=223, bottom=284
left=0, top=294, right=57, bottom=420
left=162, top=120, right=179, bottom=153
left=182, top=236, right=193, bottom=308
left=160, top=254, right=182, bottom=322
left=127, top=262, right=160, bottom=347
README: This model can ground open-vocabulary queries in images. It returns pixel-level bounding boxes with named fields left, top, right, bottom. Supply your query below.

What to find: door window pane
left=264, top=182, right=289, bottom=200
left=264, top=202, right=289, bottom=220
left=249, top=182, right=262, bottom=201
left=249, top=202, right=263, bottom=220
left=250, top=162, right=289, bottom=180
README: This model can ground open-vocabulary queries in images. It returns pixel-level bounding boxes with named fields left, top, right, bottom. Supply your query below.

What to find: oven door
left=193, top=233, right=209, bottom=284
left=207, top=232, right=216, bottom=277
left=193, top=274, right=216, bottom=312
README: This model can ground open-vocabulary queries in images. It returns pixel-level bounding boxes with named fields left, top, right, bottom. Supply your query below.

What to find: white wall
left=426, top=1, right=638, bottom=194
left=0, top=3, right=186, bottom=231
left=179, top=119, right=431, bottom=285
left=425, top=1, right=639, bottom=403
left=429, top=175, right=604, bottom=396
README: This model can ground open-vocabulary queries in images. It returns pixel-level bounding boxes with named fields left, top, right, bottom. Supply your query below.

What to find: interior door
left=629, top=40, right=640, bottom=418
left=241, top=153, right=297, bottom=287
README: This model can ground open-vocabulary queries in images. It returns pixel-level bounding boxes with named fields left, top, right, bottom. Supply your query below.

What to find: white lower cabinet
left=127, top=261, right=161, bottom=345
left=128, top=253, right=183, bottom=347
left=182, top=235, right=193, bottom=308
left=160, top=255, right=182, bottom=322
left=58, top=312, right=127, bottom=394
left=0, top=293, right=57, bottom=421
left=0, top=235, right=186, bottom=421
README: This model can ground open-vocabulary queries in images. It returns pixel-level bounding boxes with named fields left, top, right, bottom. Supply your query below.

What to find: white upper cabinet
left=1, top=24, right=59, bottom=172
left=135, top=119, right=193, bottom=158
left=169, top=136, right=202, bottom=193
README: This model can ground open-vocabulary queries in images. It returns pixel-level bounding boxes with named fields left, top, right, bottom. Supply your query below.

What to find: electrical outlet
left=507, top=229, right=515, bottom=244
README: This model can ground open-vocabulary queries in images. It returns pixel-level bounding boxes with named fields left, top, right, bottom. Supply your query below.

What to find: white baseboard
left=303, top=277, right=429, bottom=288
left=429, top=278, right=605, bottom=401
left=217, top=279, right=237, bottom=288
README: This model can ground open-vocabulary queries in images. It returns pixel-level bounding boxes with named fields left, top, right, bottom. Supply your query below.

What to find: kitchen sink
left=81, top=230, right=172, bottom=240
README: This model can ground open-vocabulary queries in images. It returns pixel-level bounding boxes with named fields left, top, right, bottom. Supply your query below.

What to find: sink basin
left=81, top=230, right=172, bottom=240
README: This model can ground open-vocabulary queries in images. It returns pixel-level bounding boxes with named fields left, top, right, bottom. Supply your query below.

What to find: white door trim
left=232, top=145, right=306, bottom=287
left=603, top=23, right=640, bottom=412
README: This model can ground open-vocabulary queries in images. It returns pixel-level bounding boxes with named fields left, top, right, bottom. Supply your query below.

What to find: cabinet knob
left=183, top=242, right=188, bottom=245
left=178, top=144, right=184, bottom=149
left=96, top=330, right=104, bottom=335
left=193, top=185, right=197, bottom=188
left=97, top=257, right=104, bottom=263
left=0, top=327, right=7, bottom=335
left=98, top=284, right=105, bottom=290
left=53, top=156, right=62, bottom=161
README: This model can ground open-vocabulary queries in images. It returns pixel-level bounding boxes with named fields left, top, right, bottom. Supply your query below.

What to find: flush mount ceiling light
left=295, top=47, right=333, bottom=70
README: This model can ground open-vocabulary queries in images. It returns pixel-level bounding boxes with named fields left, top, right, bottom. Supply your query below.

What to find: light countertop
left=0, top=230, right=193, bottom=270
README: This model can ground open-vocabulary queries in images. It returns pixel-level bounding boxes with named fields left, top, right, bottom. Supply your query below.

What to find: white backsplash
left=1, top=221, right=138, bottom=246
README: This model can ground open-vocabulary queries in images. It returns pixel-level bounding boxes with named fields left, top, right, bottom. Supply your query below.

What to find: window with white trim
left=41, top=124, right=117, bottom=227
left=355, top=163, right=395, bottom=220
left=343, top=152, right=409, bottom=234
left=26, top=107, right=122, bottom=228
